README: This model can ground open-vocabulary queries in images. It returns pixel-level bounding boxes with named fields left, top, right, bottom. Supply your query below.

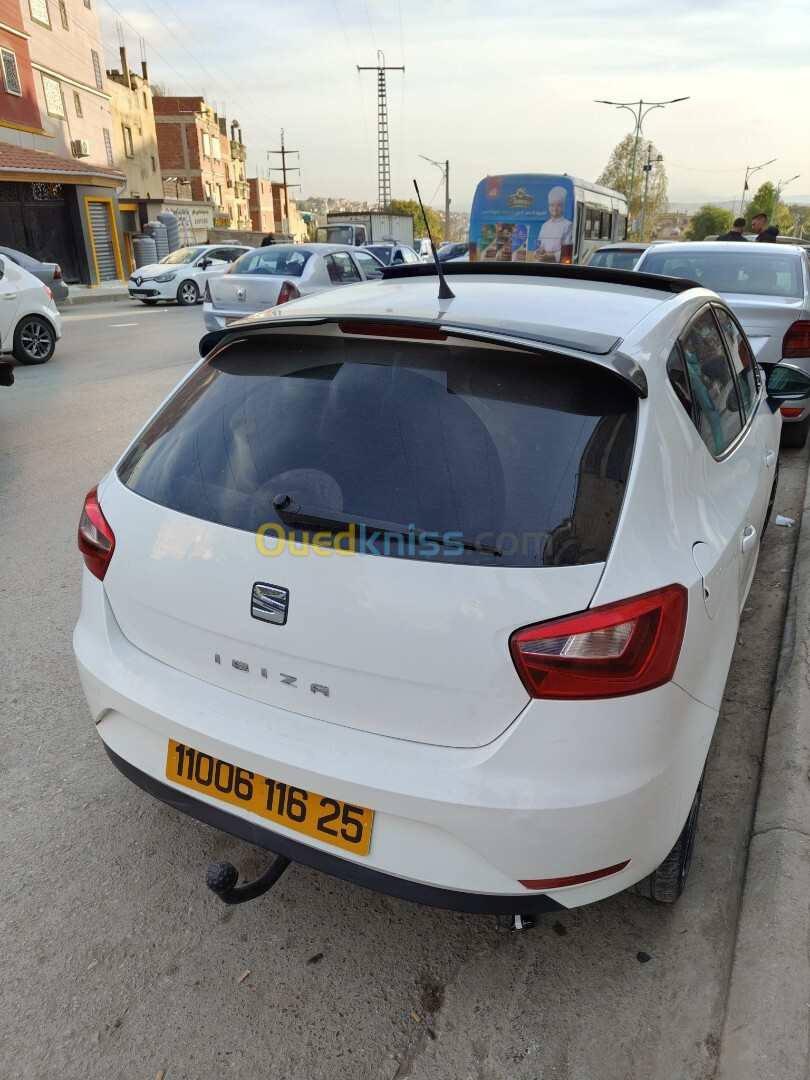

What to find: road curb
left=59, top=289, right=130, bottom=307
left=717, top=457, right=810, bottom=1080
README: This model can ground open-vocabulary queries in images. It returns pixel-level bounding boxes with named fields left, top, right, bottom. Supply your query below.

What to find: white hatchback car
left=128, top=244, right=253, bottom=307
left=74, top=261, right=789, bottom=917
left=0, top=251, right=62, bottom=364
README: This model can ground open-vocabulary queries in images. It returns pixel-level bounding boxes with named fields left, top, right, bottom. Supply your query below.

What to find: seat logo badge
left=251, top=582, right=288, bottom=625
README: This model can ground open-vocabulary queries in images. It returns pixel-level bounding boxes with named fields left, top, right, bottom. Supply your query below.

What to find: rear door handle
left=741, top=524, right=757, bottom=554
left=2, top=292, right=16, bottom=299
left=765, top=449, right=776, bottom=467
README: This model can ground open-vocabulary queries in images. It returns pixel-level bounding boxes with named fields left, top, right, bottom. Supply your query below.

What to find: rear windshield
left=366, top=246, right=394, bottom=265
left=588, top=250, right=643, bottom=271
left=118, top=335, right=637, bottom=567
left=232, top=248, right=312, bottom=277
left=640, top=250, right=803, bottom=297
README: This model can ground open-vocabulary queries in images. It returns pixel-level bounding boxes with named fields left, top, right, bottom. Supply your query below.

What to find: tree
left=596, top=134, right=669, bottom=241
left=685, top=205, right=733, bottom=240
left=744, top=182, right=792, bottom=230
left=389, top=199, right=445, bottom=242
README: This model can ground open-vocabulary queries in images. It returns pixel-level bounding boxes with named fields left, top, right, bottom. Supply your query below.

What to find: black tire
left=762, top=461, right=780, bottom=537
left=140, top=299, right=159, bottom=306
left=635, top=773, right=703, bottom=903
left=176, top=280, right=199, bottom=306
left=12, top=315, right=56, bottom=364
left=779, top=415, right=810, bottom=450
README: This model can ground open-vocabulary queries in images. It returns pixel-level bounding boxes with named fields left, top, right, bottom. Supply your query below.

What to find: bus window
left=601, top=211, right=611, bottom=238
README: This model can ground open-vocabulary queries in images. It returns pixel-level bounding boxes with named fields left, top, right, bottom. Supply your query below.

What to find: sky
left=98, top=0, right=810, bottom=214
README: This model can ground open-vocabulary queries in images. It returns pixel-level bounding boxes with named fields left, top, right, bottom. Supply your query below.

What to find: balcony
left=230, top=141, right=247, bottom=162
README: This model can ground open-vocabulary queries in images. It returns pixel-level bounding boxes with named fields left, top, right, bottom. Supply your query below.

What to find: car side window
left=712, top=305, right=760, bottom=419
left=353, top=252, right=384, bottom=280
left=329, top=252, right=362, bottom=283
left=680, top=308, right=743, bottom=456
left=403, top=248, right=419, bottom=263
left=666, top=345, right=693, bottom=419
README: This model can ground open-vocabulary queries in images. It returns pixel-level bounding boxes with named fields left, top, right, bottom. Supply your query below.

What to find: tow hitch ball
left=205, top=854, right=291, bottom=904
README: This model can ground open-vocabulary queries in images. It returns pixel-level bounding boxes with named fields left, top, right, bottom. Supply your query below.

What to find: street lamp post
left=771, top=175, right=800, bottom=224
left=740, top=158, right=776, bottom=217
left=419, top=155, right=450, bottom=241
left=595, top=96, right=689, bottom=237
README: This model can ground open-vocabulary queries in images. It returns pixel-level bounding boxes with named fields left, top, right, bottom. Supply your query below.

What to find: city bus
left=468, top=174, right=627, bottom=265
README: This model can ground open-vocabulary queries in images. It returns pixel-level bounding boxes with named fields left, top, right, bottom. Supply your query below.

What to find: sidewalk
left=59, top=282, right=130, bottom=306
left=717, top=458, right=810, bottom=1079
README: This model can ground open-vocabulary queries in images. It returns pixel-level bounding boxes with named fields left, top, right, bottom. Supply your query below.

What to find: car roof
left=642, top=241, right=806, bottom=258
left=200, top=263, right=705, bottom=398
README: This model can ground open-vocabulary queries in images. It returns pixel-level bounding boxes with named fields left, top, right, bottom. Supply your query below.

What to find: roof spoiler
left=381, top=261, right=700, bottom=294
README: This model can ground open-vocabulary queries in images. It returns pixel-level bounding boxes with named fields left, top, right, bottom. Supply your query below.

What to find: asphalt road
left=1, top=301, right=806, bottom=1080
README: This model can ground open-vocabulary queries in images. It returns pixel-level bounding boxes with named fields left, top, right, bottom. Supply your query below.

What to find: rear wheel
left=176, top=280, right=199, bottom=306
left=780, top=415, right=810, bottom=450
left=635, top=773, right=703, bottom=903
left=12, top=315, right=56, bottom=364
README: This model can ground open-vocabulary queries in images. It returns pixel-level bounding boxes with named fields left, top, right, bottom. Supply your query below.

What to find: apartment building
left=0, top=0, right=127, bottom=283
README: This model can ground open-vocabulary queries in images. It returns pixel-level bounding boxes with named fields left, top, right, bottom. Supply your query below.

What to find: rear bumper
left=202, top=302, right=253, bottom=332
left=74, top=573, right=719, bottom=911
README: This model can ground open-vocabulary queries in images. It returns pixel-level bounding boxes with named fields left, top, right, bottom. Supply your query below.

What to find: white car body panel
left=128, top=245, right=252, bottom=303
left=0, top=255, right=61, bottom=350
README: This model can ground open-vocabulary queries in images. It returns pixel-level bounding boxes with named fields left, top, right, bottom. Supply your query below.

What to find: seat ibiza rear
left=74, top=264, right=778, bottom=915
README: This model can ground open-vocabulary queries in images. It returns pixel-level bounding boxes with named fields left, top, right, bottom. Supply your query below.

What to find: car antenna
left=413, top=179, right=455, bottom=300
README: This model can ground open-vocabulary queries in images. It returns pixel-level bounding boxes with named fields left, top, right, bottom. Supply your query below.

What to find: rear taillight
left=204, top=280, right=211, bottom=302
left=53, top=265, right=62, bottom=280
left=277, top=281, right=301, bottom=305
left=781, top=406, right=804, bottom=418
left=78, top=486, right=115, bottom=580
left=510, top=585, right=688, bottom=700
left=338, top=321, right=447, bottom=341
left=783, top=320, right=810, bottom=358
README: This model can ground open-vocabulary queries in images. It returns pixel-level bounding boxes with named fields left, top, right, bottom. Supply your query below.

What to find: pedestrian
left=750, top=213, right=780, bottom=243
left=260, top=232, right=276, bottom=247
left=715, top=217, right=749, bottom=241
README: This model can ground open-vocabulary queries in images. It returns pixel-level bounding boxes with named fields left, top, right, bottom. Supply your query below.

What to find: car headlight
left=153, top=271, right=177, bottom=283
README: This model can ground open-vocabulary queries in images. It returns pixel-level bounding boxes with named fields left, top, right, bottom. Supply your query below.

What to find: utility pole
left=357, top=51, right=404, bottom=210
left=640, top=144, right=662, bottom=241
left=419, top=155, right=450, bottom=241
left=267, top=128, right=300, bottom=238
left=595, top=96, right=689, bottom=238
left=771, top=174, right=800, bottom=224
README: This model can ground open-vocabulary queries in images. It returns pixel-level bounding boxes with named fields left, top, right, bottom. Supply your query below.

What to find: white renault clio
left=74, top=261, right=792, bottom=917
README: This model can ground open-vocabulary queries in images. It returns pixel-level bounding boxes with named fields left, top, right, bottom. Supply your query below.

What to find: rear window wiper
left=273, top=494, right=502, bottom=556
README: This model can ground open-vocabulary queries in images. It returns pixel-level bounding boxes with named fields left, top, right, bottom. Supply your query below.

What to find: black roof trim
left=381, top=260, right=700, bottom=294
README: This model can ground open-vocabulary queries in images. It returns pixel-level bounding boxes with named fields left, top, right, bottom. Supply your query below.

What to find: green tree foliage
left=389, top=199, right=446, bottom=243
left=686, top=205, right=733, bottom=241
left=744, top=182, right=792, bottom=230
left=596, top=134, right=669, bottom=240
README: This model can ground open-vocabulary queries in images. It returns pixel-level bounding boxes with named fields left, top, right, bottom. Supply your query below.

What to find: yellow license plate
left=225, top=315, right=245, bottom=325
left=166, top=740, right=373, bottom=856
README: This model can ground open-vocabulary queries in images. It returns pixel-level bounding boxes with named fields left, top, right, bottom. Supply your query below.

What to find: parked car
left=128, top=244, right=253, bottom=306
left=75, top=260, right=797, bottom=918
left=364, top=242, right=421, bottom=267
left=0, top=253, right=61, bottom=364
left=0, top=246, right=69, bottom=301
left=414, top=238, right=434, bottom=260
left=437, top=242, right=470, bottom=262
left=202, top=244, right=385, bottom=332
left=583, top=243, right=653, bottom=270
left=635, top=241, right=810, bottom=447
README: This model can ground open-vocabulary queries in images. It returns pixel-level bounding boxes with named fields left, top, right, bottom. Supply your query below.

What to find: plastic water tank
left=133, top=235, right=158, bottom=268
left=143, top=220, right=169, bottom=260
left=157, top=210, right=181, bottom=252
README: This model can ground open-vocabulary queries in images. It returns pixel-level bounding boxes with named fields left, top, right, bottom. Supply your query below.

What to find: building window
left=103, top=127, right=114, bottom=166
left=91, top=49, right=103, bottom=91
left=201, top=131, right=210, bottom=158
left=151, top=155, right=156, bottom=173
left=83, top=0, right=91, bottom=7
left=73, top=90, right=82, bottom=117
left=0, top=49, right=22, bottom=97
left=29, top=0, right=50, bottom=27
left=142, top=91, right=147, bottom=109
left=121, top=124, right=134, bottom=158
left=58, top=0, right=68, bottom=29
left=216, top=184, right=223, bottom=206
left=42, top=74, right=65, bottom=118
left=204, top=181, right=212, bottom=199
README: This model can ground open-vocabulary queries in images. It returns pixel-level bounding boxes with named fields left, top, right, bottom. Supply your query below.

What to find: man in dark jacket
left=716, top=217, right=749, bottom=241
left=751, top=213, right=780, bottom=242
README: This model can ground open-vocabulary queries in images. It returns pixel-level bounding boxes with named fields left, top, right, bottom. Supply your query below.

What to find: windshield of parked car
left=365, top=245, right=394, bottom=265
left=118, top=334, right=637, bottom=568
left=159, top=247, right=207, bottom=265
left=639, top=250, right=803, bottom=297
left=230, top=247, right=312, bottom=277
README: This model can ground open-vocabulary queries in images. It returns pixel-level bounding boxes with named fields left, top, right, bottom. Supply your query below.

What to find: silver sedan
left=203, top=244, right=385, bottom=332
left=635, top=241, right=810, bottom=447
